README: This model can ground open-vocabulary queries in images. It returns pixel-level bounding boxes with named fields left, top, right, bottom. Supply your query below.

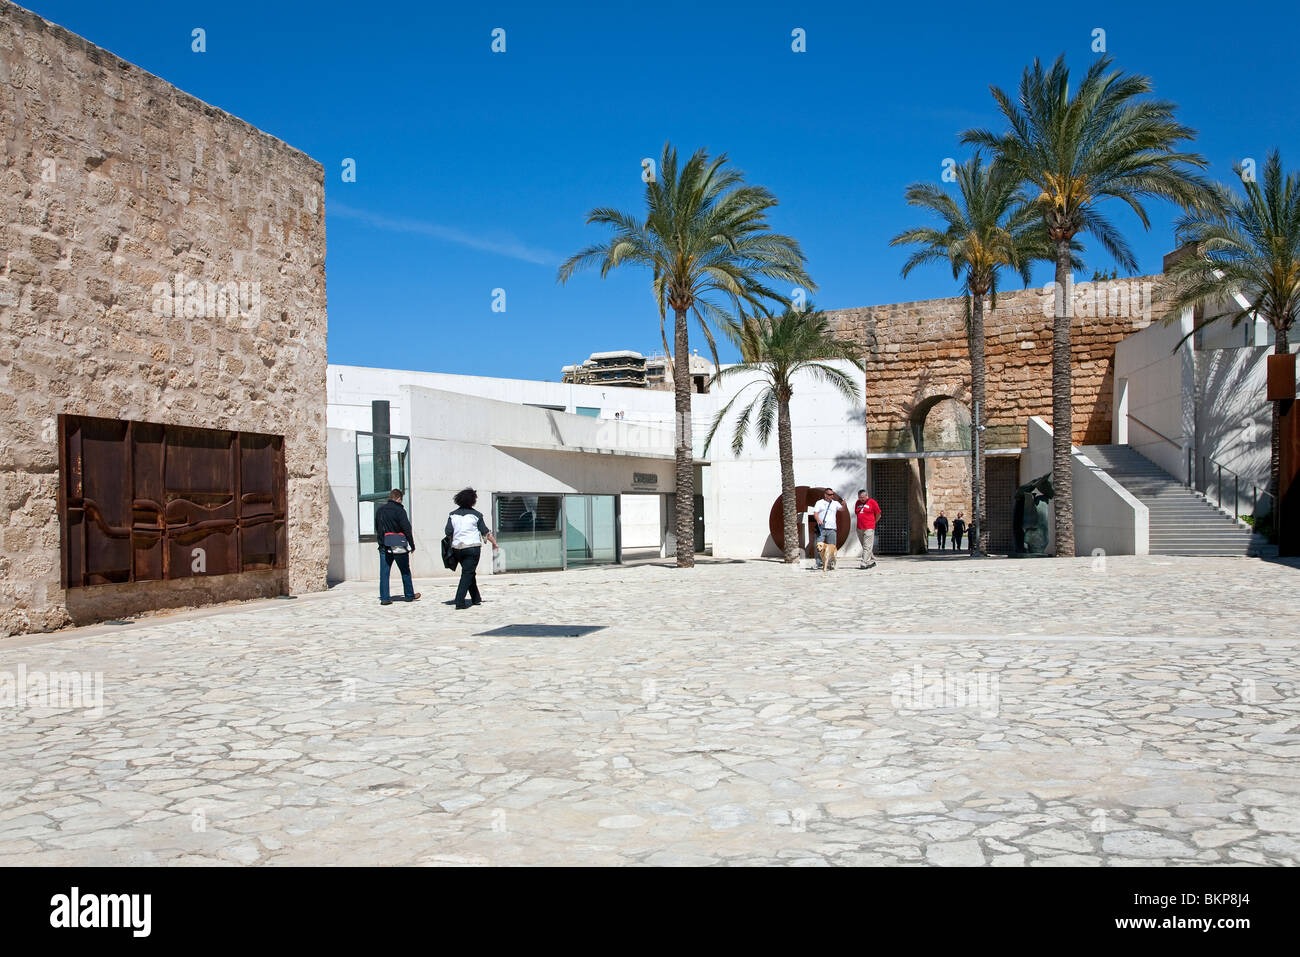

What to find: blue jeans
left=380, top=549, right=414, bottom=602
left=814, top=526, right=837, bottom=568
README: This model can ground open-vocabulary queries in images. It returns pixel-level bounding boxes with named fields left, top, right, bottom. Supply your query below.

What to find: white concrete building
left=325, top=362, right=868, bottom=581
left=1113, top=299, right=1296, bottom=517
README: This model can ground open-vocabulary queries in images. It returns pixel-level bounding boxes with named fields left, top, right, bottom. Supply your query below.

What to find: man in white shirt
left=811, top=487, right=842, bottom=570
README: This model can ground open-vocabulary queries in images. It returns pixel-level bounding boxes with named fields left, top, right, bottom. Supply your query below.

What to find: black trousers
left=952, top=530, right=963, bottom=549
left=454, top=546, right=482, bottom=607
left=936, top=531, right=947, bottom=550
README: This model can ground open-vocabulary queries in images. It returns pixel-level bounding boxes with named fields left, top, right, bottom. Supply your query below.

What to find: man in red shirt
left=854, top=488, right=882, bottom=569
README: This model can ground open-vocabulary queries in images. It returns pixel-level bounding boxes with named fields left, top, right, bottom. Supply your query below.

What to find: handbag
left=382, top=531, right=410, bottom=554
left=440, top=535, right=458, bottom=570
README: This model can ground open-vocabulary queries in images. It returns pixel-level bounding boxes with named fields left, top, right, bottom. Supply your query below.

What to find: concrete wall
left=328, top=386, right=679, bottom=580
left=327, top=363, right=721, bottom=554
left=619, top=493, right=662, bottom=554
left=1112, top=308, right=1194, bottom=479
left=707, top=361, right=866, bottom=559
left=1194, top=341, right=1297, bottom=516
left=328, top=363, right=719, bottom=445
left=0, top=1, right=328, bottom=636
left=1114, top=308, right=1299, bottom=517
left=1022, top=416, right=1148, bottom=557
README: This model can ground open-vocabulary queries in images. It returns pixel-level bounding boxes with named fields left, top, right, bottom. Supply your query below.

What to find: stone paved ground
left=1, top=555, right=1298, bottom=866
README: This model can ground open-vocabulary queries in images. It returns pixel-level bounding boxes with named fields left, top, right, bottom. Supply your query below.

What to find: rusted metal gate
left=59, top=415, right=286, bottom=587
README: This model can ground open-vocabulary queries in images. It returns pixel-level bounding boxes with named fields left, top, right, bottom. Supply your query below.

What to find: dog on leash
left=816, top=540, right=838, bottom=572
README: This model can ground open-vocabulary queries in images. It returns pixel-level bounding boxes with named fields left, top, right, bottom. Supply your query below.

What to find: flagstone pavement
left=1, top=554, right=1298, bottom=866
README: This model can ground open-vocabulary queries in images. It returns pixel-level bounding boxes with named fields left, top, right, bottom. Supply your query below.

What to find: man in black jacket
left=933, top=511, right=949, bottom=551
left=375, top=489, right=420, bottom=605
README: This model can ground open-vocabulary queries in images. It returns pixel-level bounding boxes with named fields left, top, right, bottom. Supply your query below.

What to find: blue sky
left=27, top=0, right=1300, bottom=379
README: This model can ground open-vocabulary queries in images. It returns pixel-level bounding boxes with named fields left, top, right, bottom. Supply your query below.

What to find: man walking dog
left=812, top=487, right=842, bottom=570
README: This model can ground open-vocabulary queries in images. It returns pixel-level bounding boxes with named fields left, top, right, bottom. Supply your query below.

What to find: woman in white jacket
left=445, top=488, right=498, bottom=609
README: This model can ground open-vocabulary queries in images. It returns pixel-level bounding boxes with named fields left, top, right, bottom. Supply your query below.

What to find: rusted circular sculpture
left=769, top=486, right=852, bottom=557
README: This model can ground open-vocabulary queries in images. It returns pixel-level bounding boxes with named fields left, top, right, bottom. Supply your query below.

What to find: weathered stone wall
left=829, top=278, right=1162, bottom=452
left=0, top=0, right=328, bottom=636
left=830, top=276, right=1164, bottom=551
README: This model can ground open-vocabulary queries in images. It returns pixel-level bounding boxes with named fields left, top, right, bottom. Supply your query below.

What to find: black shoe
left=471, top=599, right=482, bottom=606
left=380, top=599, right=393, bottom=606
left=455, top=603, right=471, bottom=610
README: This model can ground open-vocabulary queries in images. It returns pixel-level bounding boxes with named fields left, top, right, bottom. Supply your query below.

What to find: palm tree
left=890, top=153, right=1060, bottom=555
left=703, top=307, right=863, bottom=562
left=558, top=143, right=814, bottom=567
left=963, top=55, right=1214, bottom=556
left=1163, top=150, right=1300, bottom=509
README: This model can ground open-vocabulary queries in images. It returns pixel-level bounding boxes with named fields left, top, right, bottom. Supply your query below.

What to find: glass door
left=565, top=494, right=618, bottom=566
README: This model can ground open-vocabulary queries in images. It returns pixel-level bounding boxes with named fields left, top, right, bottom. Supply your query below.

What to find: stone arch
left=889, top=393, right=974, bottom=553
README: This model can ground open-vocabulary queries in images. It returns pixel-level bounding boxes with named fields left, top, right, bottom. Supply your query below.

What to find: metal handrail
left=1126, top=414, right=1184, bottom=450
left=1122, top=414, right=1274, bottom=524
left=1188, top=448, right=1275, bottom=524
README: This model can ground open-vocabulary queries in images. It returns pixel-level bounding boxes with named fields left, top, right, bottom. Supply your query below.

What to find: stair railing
left=1191, top=452, right=1274, bottom=524
left=1125, top=414, right=1273, bottom=527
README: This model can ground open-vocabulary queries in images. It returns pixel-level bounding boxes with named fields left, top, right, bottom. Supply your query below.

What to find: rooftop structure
left=562, top=350, right=648, bottom=387
left=645, top=351, right=715, bottom=394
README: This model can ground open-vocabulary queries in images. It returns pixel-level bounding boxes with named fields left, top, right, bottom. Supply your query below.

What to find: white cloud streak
left=329, top=201, right=558, bottom=266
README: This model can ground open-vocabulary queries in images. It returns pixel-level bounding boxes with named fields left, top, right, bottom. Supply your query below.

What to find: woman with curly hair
left=445, top=488, right=498, bottom=609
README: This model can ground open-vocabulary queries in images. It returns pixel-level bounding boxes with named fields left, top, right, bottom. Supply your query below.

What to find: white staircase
left=1081, top=445, right=1272, bottom=557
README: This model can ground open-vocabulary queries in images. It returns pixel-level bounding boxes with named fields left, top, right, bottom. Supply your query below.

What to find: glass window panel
left=356, top=433, right=410, bottom=542
left=565, top=494, right=617, bottom=566
left=495, top=494, right=564, bottom=571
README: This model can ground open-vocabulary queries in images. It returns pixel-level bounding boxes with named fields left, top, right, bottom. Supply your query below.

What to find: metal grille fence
left=870, top=460, right=910, bottom=554
left=985, top=456, right=1019, bottom=555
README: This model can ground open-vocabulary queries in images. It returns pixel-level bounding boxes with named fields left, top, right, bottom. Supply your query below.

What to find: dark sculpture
left=1011, top=473, right=1054, bottom=557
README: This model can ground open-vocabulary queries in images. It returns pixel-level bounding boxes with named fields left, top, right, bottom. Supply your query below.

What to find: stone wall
left=829, top=277, right=1162, bottom=451
left=829, top=276, right=1164, bottom=551
left=0, top=0, right=328, bottom=636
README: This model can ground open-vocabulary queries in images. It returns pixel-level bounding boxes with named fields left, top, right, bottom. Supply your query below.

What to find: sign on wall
left=59, top=415, right=287, bottom=587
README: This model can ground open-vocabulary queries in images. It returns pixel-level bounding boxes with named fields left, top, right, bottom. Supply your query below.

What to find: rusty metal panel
left=1267, top=353, right=1296, bottom=401
left=60, top=415, right=286, bottom=588
left=239, top=432, right=286, bottom=570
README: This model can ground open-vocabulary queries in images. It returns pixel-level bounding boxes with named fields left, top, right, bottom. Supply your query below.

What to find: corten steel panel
left=767, top=487, right=852, bottom=556
left=131, top=422, right=166, bottom=581
left=1267, top=353, right=1297, bottom=401
left=75, top=417, right=132, bottom=585
left=1280, top=401, right=1299, bottom=557
left=59, top=415, right=287, bottom=588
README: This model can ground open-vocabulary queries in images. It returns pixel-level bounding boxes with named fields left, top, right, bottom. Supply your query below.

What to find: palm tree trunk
left=970, top=292, right=988, bottom=555
left=1270, top=323, right=1290, bottom=510
left=672, top=307, right=695, bottom=568
left=777, top=393, right=799, bottom=562
left=1051, top=241, right=1075, bottom=556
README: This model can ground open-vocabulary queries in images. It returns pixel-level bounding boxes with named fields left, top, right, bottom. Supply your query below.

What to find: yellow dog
left=816, top=540, right=838, bottom=572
